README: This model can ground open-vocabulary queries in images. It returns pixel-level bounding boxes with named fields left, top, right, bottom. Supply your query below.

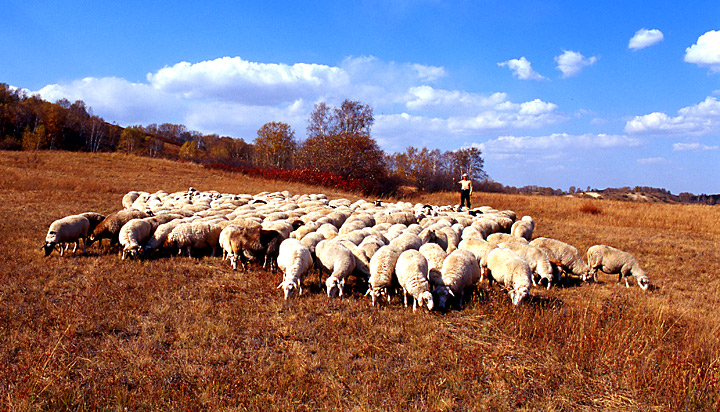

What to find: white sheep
left=458, top=238, right=497, bottom=281
left=144, top=219, right=184, bottom=254
left=395, top=249, right=434, bottom=311
left=315, top=239, right=356, bottom=297
left=367, top=245, right=402, bottom=305
left=510, top=216, right=535, bottom=241
left=487, top=232, right=528, bottom=246
left=435, top=249, right=481, bottom=310
left=388, top=232, right=423, bottom=252
left=276, top=239, right=313, bottom=299
left=165, top=221, right=221, bottom=258
left=486, top=248, right=533, bottom=306
left=119, top=218, right=154, bottom=260
left=419, top=243, right=447, bottom=288
left=42, top=214, right=91, bottom=257
left=498, top=241, right=553, bottom=289
left=586, top=245, right=650, bottom=290
left=530, top=237, right=590, bottom=282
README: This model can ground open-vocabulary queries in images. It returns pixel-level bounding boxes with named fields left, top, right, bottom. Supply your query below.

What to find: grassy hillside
left=1, top=151, right=719, bottom=411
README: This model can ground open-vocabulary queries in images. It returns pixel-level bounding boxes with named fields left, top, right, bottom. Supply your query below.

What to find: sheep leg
left=402, top=289, right=408, bottom=307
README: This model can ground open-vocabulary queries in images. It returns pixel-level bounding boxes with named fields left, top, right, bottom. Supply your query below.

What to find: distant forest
left=1, top=83, right=716, bottom=203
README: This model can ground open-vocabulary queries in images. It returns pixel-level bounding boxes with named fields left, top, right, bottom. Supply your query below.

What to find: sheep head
left=41, top=242, right=56, bottom=257
left=277, top=280, right=299, bottom=300
left=418, top=291, right=434, bottom=311
left=325, top=276, right=341, bottom=298
left=510, top=286, right=530, bottom=306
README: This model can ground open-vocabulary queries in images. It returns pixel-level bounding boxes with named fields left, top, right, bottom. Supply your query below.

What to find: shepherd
left=458, top=173, right=472, bottom=210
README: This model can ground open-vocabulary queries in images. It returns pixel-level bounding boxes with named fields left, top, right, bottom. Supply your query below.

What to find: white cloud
left=480, top=133, right=642, bottom=158
left=672, top=142, right=719, bottom=152
left=147, top=56, right=349, bottom=106
left=637, top=157, right=666, bottom=165
left=497, top=57, right=546, bottom=80
left=33, top=55, right=567, bottom=151
left=685, top=30, right=720, bottom=73
left=628, top=28, right=664, bottom=50
left=624, top=96, right=720, bottom=136
left=555, top=50, right=598, bottom=78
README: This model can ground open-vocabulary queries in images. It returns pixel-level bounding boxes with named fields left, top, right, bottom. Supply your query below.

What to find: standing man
left=458, top=173, right=473, bottom=210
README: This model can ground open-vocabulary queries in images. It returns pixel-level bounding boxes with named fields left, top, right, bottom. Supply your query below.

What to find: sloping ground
left=1, top=151, right=719, bottom=411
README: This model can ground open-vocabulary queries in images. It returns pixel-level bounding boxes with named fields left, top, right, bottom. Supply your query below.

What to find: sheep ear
left=448, top=289, right=455, bottom=297
left=364, top=289, right=372, bottom=296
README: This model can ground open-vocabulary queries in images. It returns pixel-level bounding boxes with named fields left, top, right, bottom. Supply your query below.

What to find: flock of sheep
left=42, top=188, right=650, bottom=310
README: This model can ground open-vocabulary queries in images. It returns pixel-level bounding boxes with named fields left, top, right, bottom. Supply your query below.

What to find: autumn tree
left=450, top=147, right=487, bottom=181
left=298, top=100, right=387, bottom=180
left=254, top=122, right=297, bottom=169
left=117, top=126, right=146, bottom=154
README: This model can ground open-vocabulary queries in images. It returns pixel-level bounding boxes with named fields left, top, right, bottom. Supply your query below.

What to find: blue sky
left=3, top=1, right=720, bottom=194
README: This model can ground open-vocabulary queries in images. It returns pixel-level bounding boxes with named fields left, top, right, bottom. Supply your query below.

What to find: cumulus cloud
left=555, top=50, right=598, bottom=78
left=33, top=54, right=568, bottom=151
left=479, top=133, right=642, bottom=158
left=628, top=28, right=664, bottom=50
left=685, top=30, right=720, bottom=73
left=637, top=157, right=666, bottom=165
left=497, top=57, right=546, bottom=80
left=624, top=96, right=720, bottom=136
left=672, top=142, right=719, bottom=152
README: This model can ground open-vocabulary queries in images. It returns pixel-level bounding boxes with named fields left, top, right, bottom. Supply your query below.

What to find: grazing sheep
left=122, top=191, right=141, bottom=209
left=587, top=245, right=650, bottom=290
left=315, top=239, right=356, bottom=298
left=144, top=219, right=185, bottom=254
left=258, top=229, right=285, bottom=272
left=316, top=223, right=339, bottom=239
left=374, top=211, right=417, bottom=226
left=338, top=239, right=371, bottom=280
left=498, top=242, right=554, bottom=289
left=217, top=220, right=263, bottom=270
left=419, top=243, right=447, bottom=288
left=389, top=232, right=423, bottom=252
left=119, top=218, right=154, bottom=260
left=358, top=235, right=386, bottom=260
left=367, top=245, right=402, bottom=305
left=461, top=226, right=484, bottom=240
left=458, top=238, right=497, bottom=281
left=276, top=239, right=313, bottom=300
left=42, top=214, right=90, bottom=257
left=79, top=212, right=106, bottom=235
left=530, top=237, right=590, bottom=282
left=435, top=249, right=481, bottom=310
left=164, top=221, right=221, bottom=258
left=486, top=248, right=533, bottom=306
left=89, top=209, right=149, bottom=247
left=487, top=233, right=528, bottom=246
left=510, top=216, right=535, bottom=241
left=395, top=250, right=434, bottom=311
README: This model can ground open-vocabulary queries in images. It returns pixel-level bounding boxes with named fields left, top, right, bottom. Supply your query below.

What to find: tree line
left=0, top=83, right=490, bottom=196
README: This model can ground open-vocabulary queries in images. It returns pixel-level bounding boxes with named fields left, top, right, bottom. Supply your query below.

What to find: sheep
left=485, top=248, right=533, bottom=306
left=586, top=245, right=650, bottom=290
left=316, top=223, right=339, bottom=239
left=419, top=242, right=447, bottom=288
left=374, top=211, right=417, bottom=226
left=164, top=221, right=221, bottom=258
left=498, top=241, right=554, bottom=289
left=395, top=250, right=434, bottom=311
left=119, top=218, right=154, bottom=260
left=41, top=214, right=90, bottom=257
left=144, top=219, right=185, bottom=254
left=79, top=212, right=106, bottom=235
left=358, top=235, right=386, bottom=260
left=338, top=239, right=371, bottom=280
left=89, top=209, right=149, bottom=247
left=510, top=216, right=535, bottom=241
left=315, top=239, right=356, bottom=298
left=122, top=191, right=141, bottom=209
left=458, top=238, right=497, bottom=281
left=530, top=237, right=591, bottom=283
left=435, top=249, right=481, bottom=310
left=367, top=245, right=402, bottom=305
left=461, top=226, right=484, bottom=240
left=276, top=239, right=313, bottom=300
left=389, top=232, right=423, bottom=252
left=217, top=220, right=263, bottom=270
left=487, top=233, right=528, bottom=246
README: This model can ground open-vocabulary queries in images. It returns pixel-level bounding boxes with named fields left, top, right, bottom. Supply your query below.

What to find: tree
left=254, top=122, right=297, bottom=169
left=450, top=147, right=487, bottom=181
left=117, top=126, right=146, bottom=154
left=299, top=100, right=387, bottom=180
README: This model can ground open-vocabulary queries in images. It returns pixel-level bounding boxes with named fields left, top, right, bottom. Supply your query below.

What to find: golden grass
left=1, top=151, right=719, bottom=411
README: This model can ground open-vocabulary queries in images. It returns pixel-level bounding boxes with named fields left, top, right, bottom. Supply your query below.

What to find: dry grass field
left=1, top=150, right=719, bottom=411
